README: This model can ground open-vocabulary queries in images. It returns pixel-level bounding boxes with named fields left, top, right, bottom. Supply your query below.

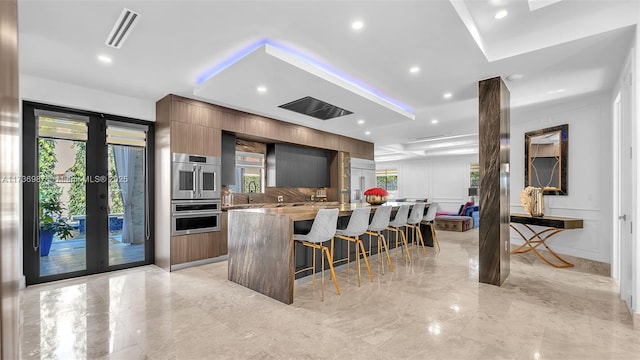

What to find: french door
left=22, top=102, right=154, bottom=285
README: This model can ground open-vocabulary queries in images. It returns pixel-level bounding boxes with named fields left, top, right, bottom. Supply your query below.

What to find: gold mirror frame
left=524, top=124, right=568, bottom=195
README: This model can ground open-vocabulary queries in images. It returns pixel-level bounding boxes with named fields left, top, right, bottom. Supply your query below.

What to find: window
left=376, top=169, right=398, bottom=191
left=231, top=151, right=265, bottom=193
left=469, top=163, right=479, bottom=188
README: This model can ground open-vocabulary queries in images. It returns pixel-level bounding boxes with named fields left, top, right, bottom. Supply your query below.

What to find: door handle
left=197, top=166, right=202, bottom=198
left=192, top=165, right=198, bottom=198
left=619, top=214, right=627, bottom=221
left=33, top=186, right=39, bottom=251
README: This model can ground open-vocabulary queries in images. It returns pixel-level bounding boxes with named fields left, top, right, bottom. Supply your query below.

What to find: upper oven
left=172, top=153, right=221, bottom=200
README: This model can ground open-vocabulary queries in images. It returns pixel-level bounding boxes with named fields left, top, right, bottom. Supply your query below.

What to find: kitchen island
left=227, top=202, right=433, bottom=304
left=228, top=203, right=376, bottom=304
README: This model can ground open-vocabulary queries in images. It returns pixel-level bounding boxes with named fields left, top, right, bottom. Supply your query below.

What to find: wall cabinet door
left=221, top=132, right=236, bottom=185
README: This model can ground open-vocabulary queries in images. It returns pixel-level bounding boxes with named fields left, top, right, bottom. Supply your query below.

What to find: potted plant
left=39, top=196, right=74, bottom=256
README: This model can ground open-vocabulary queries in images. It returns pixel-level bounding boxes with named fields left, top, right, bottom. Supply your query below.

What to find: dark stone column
left=478, top=77, right=510, bottom=286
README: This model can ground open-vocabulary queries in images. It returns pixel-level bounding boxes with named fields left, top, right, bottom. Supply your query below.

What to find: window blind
left=106, top=125, right=146, bottom=147
left=37, top=114, right=88, bottom=141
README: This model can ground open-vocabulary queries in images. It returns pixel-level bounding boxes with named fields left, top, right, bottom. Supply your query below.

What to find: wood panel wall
left=0, top=0, right=20, bottom=356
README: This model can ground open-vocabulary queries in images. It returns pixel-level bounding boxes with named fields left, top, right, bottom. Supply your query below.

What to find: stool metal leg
left=357, top=236, right=373, bottom=282
left=379, top=232, right=394, bottom=272
left=323, top=246, right=341, bottom=295
left=431, top=223, right=441, bottom=251
left=365, top=230, right=394, bottom=275
left=295, top=241, right=341, bottom=301
left=312, top=247, right=316, bottom=285
left=407, top=224, right=427, bottom=257
left=388, top=226, right=411, bottom=263
left=321, top=246, right=325, bottom=301
left=335, top=235, right=373, bottom=286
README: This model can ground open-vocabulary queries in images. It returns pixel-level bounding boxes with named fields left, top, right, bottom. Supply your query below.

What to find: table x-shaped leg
left=509, top=224, right=574, bottom=268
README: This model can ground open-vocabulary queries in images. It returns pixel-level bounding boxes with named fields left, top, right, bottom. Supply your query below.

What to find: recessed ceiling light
left=443, top=92, right=452, bottom=99
left=409, top=66, right=420, bottom=74
left=495, top=10, right=508, bottom=19
left=357, top=119, right=365, bottom=125
left=257, top=86, right=267, bottom=93
left=351, top=20, right=364, bottom=30
left=97, top=55, right=112, bottom=64
left=431, top=119, right=438, bottom=124
left=365, top=131, right=371, bottom=135
left=506, top=74, right=524, bottom=81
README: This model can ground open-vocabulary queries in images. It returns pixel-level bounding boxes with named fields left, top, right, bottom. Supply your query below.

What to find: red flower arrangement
left=363, top=187, right=388, bottom=196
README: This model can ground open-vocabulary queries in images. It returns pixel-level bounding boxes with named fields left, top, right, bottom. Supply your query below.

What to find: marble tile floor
left=19, top=229, right=638, bottom=360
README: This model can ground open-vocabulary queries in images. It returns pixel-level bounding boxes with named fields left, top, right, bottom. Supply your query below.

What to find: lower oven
left=171, top=200, right=221, bottom=236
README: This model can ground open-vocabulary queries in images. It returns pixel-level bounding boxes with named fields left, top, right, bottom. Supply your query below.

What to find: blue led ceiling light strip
left=196, top=38, right=413, bottom=114
left=195, top=38, right=268, bottom=85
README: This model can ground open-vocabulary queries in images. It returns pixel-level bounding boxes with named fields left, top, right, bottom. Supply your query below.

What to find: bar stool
left=332, top=207, right=372, bottom=287
left=422, top=203, right=441, bottom=251
left=387, top=205, right=412, bottom=263
left=294, top=208, right=340, bottom=301
left=364, top=205, right=394, bottom=274
left=405, top=203, right=427, bottom=257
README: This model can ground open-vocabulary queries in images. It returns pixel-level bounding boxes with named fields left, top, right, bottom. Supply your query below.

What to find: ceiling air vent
left=105, top=8, right=140, bottom=49
left=278, top=96, right=353, bottom=120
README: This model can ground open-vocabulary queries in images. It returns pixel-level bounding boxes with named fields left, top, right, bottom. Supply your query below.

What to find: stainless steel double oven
left=171, top=153, right=221, bottom=235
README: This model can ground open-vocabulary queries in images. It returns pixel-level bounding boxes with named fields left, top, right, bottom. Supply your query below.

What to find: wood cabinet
left=339, top=136, right=374, bottom=160
left=170, top=232, right=226, bottom=264
left=155, top=95, right=224, bottom=270
left=221, top=132, right=236, bottom=185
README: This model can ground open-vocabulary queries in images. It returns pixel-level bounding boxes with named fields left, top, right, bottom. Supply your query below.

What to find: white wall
left=20, top=74, right=155, bottom=121
left=510, top=93, right=614, bottom=263
left=377, top=154, right=478, bottom=213
left=381, top=93, right=614, bottom=264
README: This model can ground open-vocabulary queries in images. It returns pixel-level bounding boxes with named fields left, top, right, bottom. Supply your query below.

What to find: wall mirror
left=524, top=124, right=568, bottom=195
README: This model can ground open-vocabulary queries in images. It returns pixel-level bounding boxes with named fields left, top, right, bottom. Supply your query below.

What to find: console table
left=509, top=213, right=583, bottom=268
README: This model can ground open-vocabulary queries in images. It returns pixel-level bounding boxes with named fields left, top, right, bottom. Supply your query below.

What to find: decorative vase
left=520, top=186, right=545, bottom=217
left=365, top=195, right=387, bottom=205
left=39, top=229, right=55, bottom=257
left=530, top=188, right=544, bottom=217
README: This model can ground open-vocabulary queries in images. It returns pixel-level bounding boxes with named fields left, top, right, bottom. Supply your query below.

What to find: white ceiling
left=18, top=0, right=637, bottom=162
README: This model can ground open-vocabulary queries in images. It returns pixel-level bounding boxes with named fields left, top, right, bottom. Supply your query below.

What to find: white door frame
left=613, top=91, right=621, bottom=282
left=613, top=51, right=634, bottom=315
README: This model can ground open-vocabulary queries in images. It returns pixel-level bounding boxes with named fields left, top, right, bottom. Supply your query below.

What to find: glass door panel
left=37, top=116, right=88, bottom=277
left=107, top=123, right=147, bottom=266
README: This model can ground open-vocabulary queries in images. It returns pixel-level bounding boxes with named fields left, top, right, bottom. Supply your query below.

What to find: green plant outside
left=68, top=141, right=86, bottom=216
left=108, top=146, right=124, bottom=214
left=38, top=138, right=73, bottom=240
left=38, top=138, right=62, bottom=203
left=39, top=138, right=125, bottom=240
left=376, top=175, right=397, bottom=191
left=242, top=173, right=261, bottom=193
